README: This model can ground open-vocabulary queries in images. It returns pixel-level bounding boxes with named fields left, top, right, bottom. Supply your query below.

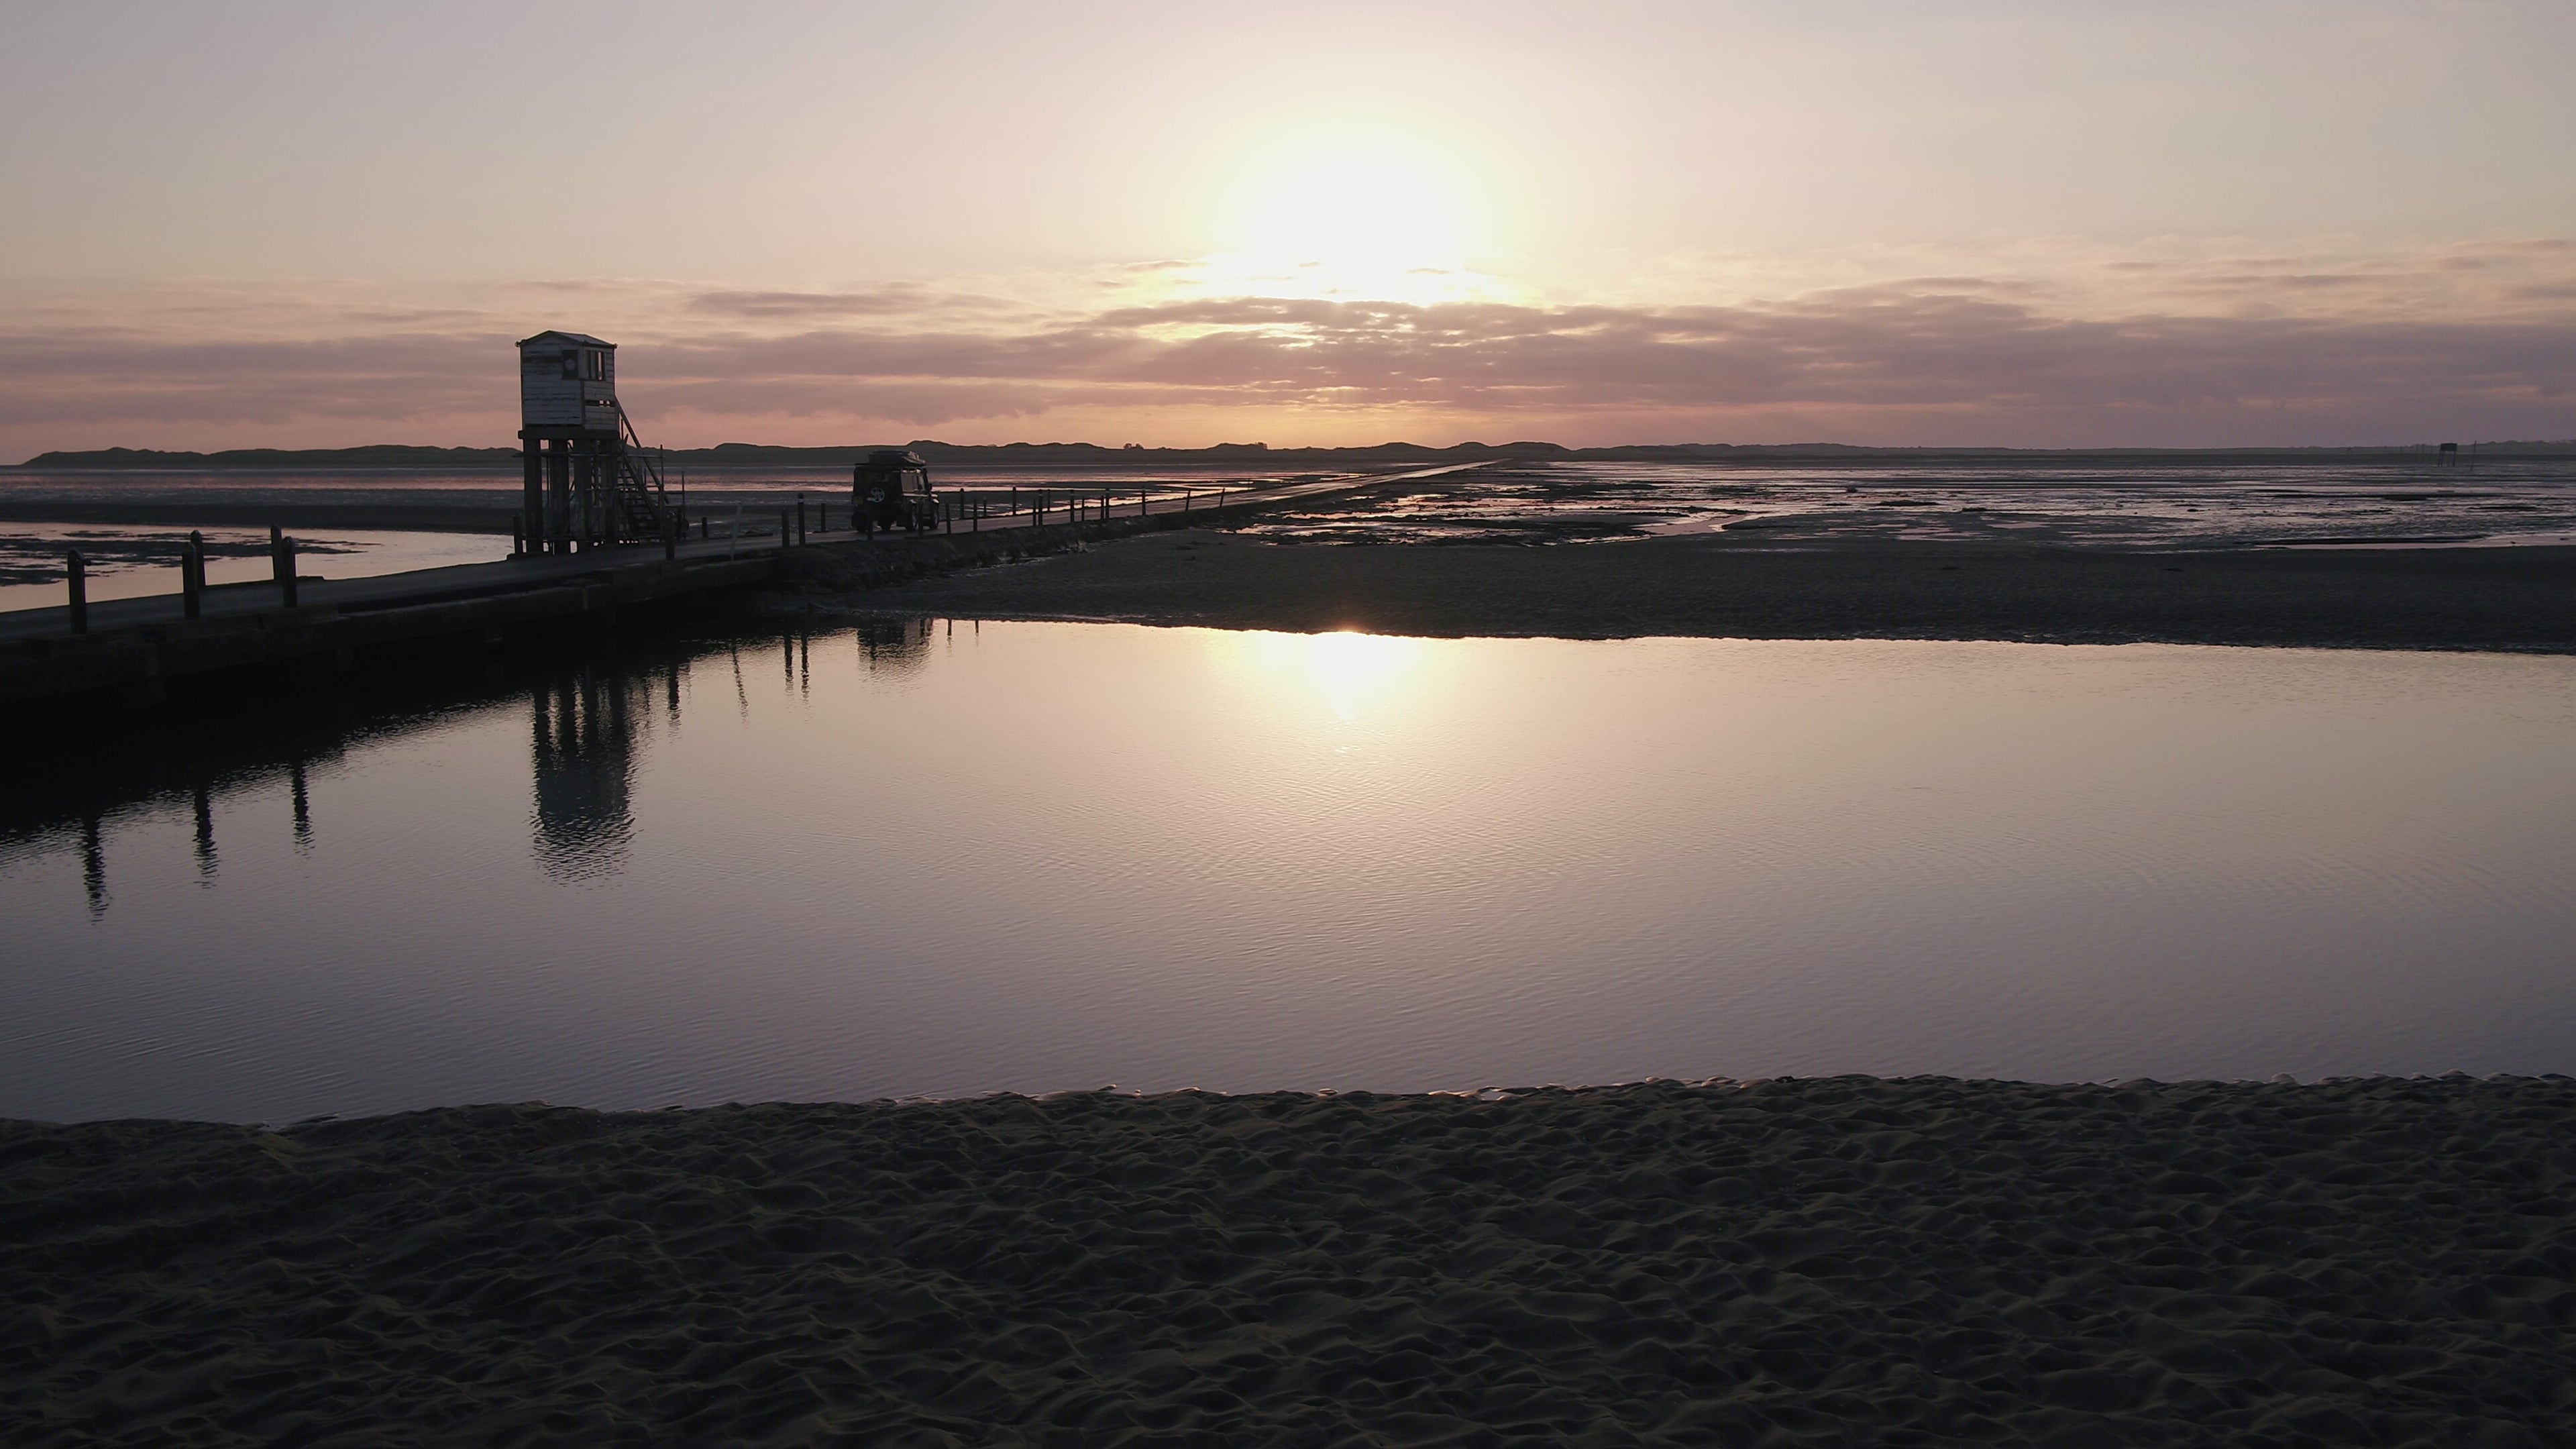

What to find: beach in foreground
left=7, top=1077, right=2571, bottom=1446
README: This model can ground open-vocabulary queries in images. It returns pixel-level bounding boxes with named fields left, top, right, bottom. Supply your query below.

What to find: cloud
left=684, top=286, right=1030, bottom=321
left=0, top=329, right=508, bottom=427
left=690, top=288, right=934, bottom=319
left=631, top=290, right=2576, bottom=421
left=4, top=248, right=2575, bottom=454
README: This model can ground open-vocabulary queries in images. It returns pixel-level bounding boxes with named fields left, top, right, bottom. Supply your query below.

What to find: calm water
left=0, top=522, right=508, bottom=612
left=6, top=623, right=2575, bottom=1123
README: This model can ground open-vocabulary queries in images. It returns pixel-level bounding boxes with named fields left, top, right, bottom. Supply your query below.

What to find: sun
left=1210, top=125, right=1493, bottom=304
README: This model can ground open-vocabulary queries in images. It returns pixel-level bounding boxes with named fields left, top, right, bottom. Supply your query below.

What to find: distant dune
left=17, top=439, right=2576, bottom=472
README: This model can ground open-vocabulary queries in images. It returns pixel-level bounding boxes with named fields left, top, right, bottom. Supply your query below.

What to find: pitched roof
left=516, top=330, right=616, bottom=349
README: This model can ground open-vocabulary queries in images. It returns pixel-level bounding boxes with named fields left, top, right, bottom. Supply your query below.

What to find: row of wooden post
left=769, top=483, right=1231, bottom=537
left=672, top=483, right=1234, bottom=549
left=60, top=524, right=297, bottom=636
left=511, top=481, right=1240, bottom=564
left=61, top=482, right=1246, bottom=634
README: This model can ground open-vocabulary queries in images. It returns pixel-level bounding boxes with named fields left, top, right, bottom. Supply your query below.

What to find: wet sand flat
left=827, top=531, right=2576, bottom=653
left=6, top=1077, right=2572, bottom=1445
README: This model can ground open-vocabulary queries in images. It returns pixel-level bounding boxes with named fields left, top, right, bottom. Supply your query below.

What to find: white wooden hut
left=515, top=332, right=668, bottom=553
left=518, top=331, right=620, bottom=438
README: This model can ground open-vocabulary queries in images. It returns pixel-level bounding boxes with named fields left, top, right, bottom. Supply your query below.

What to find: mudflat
left=6, top=1077, right=2571, bottom=1446
left=826, top=531, right=2576, bottom=653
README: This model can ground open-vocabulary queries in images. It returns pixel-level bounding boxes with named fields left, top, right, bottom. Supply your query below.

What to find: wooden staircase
left=604, top=404, right=672, bottom=541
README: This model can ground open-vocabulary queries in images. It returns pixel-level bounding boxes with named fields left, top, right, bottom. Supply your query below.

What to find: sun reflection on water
left=1226, top=629, right=1430, bottom=723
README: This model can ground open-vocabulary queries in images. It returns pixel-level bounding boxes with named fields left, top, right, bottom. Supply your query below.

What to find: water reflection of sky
left=0, top=523, right=508, bottom=610
left=5, top=622, right=2575, bottom=1124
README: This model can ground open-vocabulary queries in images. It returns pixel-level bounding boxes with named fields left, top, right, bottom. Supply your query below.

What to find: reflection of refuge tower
left=530, top=669, right=643, bottom=883
left=516, top=331, right=674, bottom=555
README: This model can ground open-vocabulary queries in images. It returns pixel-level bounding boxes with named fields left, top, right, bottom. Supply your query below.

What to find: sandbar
left=814, top=531, right=2576, bottom=654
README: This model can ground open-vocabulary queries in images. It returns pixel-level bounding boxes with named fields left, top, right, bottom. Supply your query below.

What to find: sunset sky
left=3, top=0, right=2573, bottom=460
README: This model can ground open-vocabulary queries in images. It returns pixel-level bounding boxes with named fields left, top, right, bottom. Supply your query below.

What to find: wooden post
left=700, top=514, right=710, bottom=541
left=545, top=437, right=572, bottom=555
left=663, top=513, right=676, bottom=562
left=66, top=550, right=87, bottom=633
left=797, top=494, right=808, bottom=545
left=269, top=523, right=300, bottom=606
left=1010, top=486, right=1018, bottom=519
left=521, top=435, right=543, bottom=555
left=511, top=513, right=525, bottom=559
left=181, top=531, right=204, bottom=620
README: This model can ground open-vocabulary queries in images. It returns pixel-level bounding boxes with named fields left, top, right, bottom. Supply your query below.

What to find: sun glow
left=1211, top=125, right=1499, bottom=305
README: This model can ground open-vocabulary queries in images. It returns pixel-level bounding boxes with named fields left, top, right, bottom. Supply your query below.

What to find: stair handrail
left=608, top=402, right=674, bottom=541
left=616, top=403, right=667, bottom=496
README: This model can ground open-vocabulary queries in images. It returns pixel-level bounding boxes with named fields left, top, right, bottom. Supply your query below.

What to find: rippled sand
left=7, top=1077, right=2571, bottom=1444
left=1235, top=460, right=2576, bottom=549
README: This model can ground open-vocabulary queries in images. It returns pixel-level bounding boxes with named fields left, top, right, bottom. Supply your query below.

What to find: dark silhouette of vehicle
left=853, top=449, right=943, bottom=531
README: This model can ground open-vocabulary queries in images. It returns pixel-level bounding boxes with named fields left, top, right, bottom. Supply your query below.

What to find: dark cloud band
left=4, top=284, right=2571, bottom=441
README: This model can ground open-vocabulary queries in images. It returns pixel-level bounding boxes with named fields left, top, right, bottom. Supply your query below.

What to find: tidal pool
left=5, top=622, right=2573, bottom=1123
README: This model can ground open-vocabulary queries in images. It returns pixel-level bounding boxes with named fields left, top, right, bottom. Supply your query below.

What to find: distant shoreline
left=15, top=439, right=2576, bottom=472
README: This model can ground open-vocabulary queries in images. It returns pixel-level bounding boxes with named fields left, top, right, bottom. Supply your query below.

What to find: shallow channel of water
left=5, top=623, right=2573, bottom=1123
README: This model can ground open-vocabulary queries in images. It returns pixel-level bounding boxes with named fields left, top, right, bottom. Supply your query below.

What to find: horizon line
left=14, top=437, right=2576, bottom=469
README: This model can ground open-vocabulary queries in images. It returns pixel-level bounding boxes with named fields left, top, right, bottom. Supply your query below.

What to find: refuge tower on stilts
left=516, top=331, right=672, bottom=555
